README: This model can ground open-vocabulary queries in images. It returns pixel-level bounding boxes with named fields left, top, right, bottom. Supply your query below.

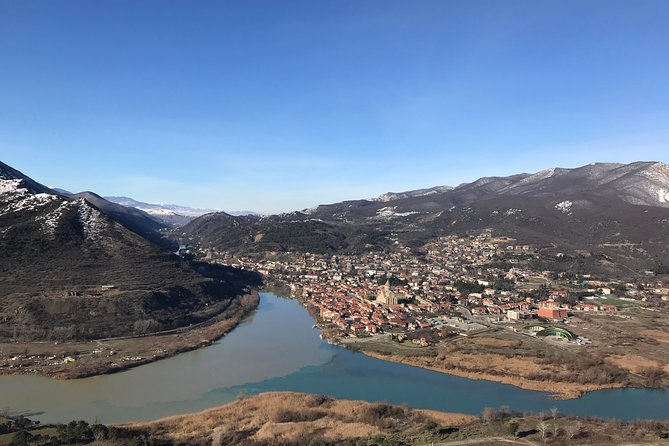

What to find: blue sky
left=1, top=1, right=668, bottom=214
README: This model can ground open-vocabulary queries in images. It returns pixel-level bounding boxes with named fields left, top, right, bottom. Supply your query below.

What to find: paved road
left=417, top=437, right=539, bottom=446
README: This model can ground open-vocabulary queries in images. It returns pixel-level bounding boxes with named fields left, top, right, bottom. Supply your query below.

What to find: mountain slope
left=0, top=161, right=259, bottom=342
left=178, top=161, right=669, bottom=275
left=377, top=185, right=453, bottom=202
left=68, top=191, right=168, bottom=245
left=495, top=162, right=669, bottom=206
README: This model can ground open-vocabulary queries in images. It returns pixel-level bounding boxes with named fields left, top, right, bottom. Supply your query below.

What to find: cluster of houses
left=305, top=280, right=441, bottom=337
left=195, top=233, right=667, bottom=340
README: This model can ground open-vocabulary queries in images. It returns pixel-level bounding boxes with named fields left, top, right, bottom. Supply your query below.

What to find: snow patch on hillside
left=374, top=206, right=419, bottom=219
left=140, top=208, right=179, bottom=216
left=0, top=179, right=22, bottom=195
left=36, top=201, right=69, bottom=236
left=76, top=199, right=110, bottom=240
left=377, top=186, right=452, bottom=202
left=0, top=186, right=58, bottom=216
left=555, top=200, right=573, bottom=214
left=524, top=167, right=558, bottom=182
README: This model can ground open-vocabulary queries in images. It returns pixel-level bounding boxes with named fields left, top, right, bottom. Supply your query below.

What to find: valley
left=1, top=159, right=669, bottom=441
left=4, top=2, right=669, bottom=443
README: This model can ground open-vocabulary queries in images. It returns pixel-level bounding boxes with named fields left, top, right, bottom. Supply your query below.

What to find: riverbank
left=304, top=300, right=612, bottom=399
left=124, top=392, right=477, bottom=445
left=306, top=299, right=665, bottom=399
left=124, top=392, right=669, bottom=445
left=0, top=291, right=259, bottom=379
left=4, top=392, right=668, bottom=445
left=359, top=349, right=618, bottom=399
left=2, top=292, right=669, bottom=424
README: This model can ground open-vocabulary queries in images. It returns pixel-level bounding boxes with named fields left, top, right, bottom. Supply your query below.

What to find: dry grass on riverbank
left=124, top=392, right=476, bottom=445
left=122, top=392, right=669, bottom=446
left=3, top=393, right=669, bottom=445
left=342, top=306, right=669, bottom=399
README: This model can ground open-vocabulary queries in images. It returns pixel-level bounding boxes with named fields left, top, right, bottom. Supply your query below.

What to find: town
left=192, top=232, right=669, bottom=348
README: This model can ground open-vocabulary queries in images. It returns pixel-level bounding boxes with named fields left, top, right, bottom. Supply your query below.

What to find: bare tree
left=133, top=319, right=158, bottom=335
left=565, top=421, right=581, bottom=441
left=551, top=406, right=559, bottom=420
left=537, top=420, right=549, bottom=441
left=481, top=407, right=498, bottom=423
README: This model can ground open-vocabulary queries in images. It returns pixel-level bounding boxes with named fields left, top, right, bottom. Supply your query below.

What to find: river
left=1, top=293, right=667, bottom=424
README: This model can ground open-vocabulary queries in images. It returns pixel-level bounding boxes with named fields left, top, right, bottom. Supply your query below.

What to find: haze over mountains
left=104, top=196, right=219, bottom=227
left=106, top=196, right=260, bottom=225
left=51, top=192, right=259, bottom=226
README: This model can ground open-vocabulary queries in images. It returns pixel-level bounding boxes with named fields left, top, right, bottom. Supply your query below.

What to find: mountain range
left=178, top=161, right=669, bottom=277
left=2, top=159, right=668, bottom=338
left=0, top=161, right=259, bottom=342
left=104, top=196, right=219, bottom=226
left=105, top=196, right=260, bottom=225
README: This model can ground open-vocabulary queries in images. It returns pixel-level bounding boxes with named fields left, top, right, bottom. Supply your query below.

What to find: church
left=376, top=281, right=400, bottom=305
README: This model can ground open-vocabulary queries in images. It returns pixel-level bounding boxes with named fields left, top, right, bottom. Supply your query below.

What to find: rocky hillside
left=376, top=185, right=453, bottom=202
left=0, top=161, right=259, bottom=342
left=65, top=191, right=170, bottom=247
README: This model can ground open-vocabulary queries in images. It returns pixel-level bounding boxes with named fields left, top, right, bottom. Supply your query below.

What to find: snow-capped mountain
left=0, top=161, right=254, bottom=342
left=1, top=161, right=149, bottom=250
left=106, top=196, right=217, bottom=217
left=105, top=196, right=260, bottom=226
left=69, top=191, right=167, bottom=243
left=105, top=196, right=217, bottom=226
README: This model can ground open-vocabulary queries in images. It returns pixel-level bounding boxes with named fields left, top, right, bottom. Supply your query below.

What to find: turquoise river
left=1, top=293, right=667, bottom=424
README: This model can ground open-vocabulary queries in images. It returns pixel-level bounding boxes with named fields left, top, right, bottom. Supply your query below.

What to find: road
left=417, top=436, right=539, bottom=446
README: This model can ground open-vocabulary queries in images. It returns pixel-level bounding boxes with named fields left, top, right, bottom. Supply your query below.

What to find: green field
left=589, top=296, right=645, bottom=308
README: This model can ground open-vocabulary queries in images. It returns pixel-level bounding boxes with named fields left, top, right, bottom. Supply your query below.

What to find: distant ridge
left=105, top=196, right=261, bottom=226
left=178, top=161, right=669, bottom=276
left=105, top=196, right=218, bottom=226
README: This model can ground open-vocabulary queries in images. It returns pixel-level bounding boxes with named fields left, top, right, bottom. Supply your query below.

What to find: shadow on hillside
left=191, top=261, right=263, bottom=297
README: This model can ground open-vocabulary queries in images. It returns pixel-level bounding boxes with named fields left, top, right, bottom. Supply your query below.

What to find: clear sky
left=1, top=1, right=668, bottom=214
